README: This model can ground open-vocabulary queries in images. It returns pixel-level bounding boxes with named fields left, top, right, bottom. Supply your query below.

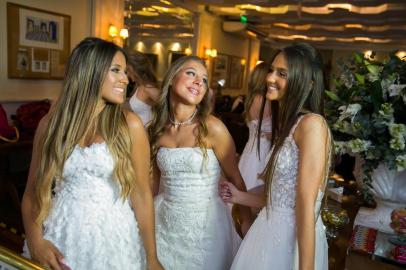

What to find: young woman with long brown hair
left=221, top=43, right=332, bottom=270
left=21, top=37, right=163, bottom=270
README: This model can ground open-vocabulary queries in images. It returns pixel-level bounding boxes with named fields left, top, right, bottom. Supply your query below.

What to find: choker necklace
left=169, top=108, right=198, bottom=126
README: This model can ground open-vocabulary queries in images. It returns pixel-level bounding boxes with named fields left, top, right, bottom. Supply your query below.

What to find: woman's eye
left=186, top=71, right=195, bottom=76
left=279, top=71, right=287, bottom=78
left=203, top=78, right=208, bottom=85
left=111, top=68, right=120, bottom=73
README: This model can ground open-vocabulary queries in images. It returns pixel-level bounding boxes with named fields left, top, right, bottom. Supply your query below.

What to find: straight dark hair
left=258, top=43, right=330, bottom=207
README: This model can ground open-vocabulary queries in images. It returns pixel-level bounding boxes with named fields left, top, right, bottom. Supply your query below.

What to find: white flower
left=348, top=139, right=371, bottom=153
left=396, top=155, right=406, bottom=172
left=388, top=84, right=406, bottom=97
left=389, top=123, right=406, bottom=138
left=390, top=137, right=405, bottom=150
left=338, top=103, right=362, bottom=122
left=333, top=141, right=347, bottom=155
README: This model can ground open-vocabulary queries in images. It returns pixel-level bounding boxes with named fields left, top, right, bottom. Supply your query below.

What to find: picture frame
left=7, top=3, right=71, bottom=79
left=228, top=56, right=245, bottom=89
left=211, top=53, right=229, bottom=88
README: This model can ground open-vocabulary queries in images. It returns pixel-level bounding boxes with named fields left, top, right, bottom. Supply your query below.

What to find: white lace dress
left=23, top=143, right=144, bottom=270
left=154, top=147, right=240, bottom=270
left=238, top=118, right=271, bottom=190
left=231, top=116, right=328, bottom=270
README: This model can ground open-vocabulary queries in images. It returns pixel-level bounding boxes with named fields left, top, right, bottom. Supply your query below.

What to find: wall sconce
left=108, top=24, right=129, bottom=47
left=205, top=48, right=217, bottom=58
left=108, top=24, right=118, bottom=37
left=184, top=47, right=192, bottom=55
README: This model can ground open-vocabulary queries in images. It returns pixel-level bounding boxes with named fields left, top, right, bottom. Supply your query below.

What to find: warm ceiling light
left=396, top=51, right=406, bottom=61
left=246, top=30, right=257, bottom=38
left=171, top=42, right=181, bottom=51
left=159, top=0, right=172, bottom=5
left=345, top=24, right=363, bottom=29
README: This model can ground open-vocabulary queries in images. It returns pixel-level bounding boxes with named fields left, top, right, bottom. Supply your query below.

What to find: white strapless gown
left=238, top=118, right=271, bottom=190
left=231, top=115, right=328, bottom=270
left=23, top=143, right=144, bottom=270
left=154, top=147, right=240, bottom=270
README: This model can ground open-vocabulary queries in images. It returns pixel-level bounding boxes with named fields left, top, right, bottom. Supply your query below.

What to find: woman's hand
left=29, top=239, right=65, bottom=270
left=147, top=257, right=165, bottom=270
left=220, top=181, right=241, bottom=204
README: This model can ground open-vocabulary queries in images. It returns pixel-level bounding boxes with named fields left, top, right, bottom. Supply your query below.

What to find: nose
left=193, top=75, right=204, bottom=86
left=121, top=72, right=129, bottom=85
left=266, top=72, right=276, bottom=84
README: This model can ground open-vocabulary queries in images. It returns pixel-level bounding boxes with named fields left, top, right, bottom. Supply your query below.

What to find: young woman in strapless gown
left=21, top=38, right=163, bottom=270
left=221, top=43, right=332, bottom=270
left=126, top=51, right=161, bottom=126
left=238, top=61, right=272, bottom=190
left=148, top=55, right=253, bottom=270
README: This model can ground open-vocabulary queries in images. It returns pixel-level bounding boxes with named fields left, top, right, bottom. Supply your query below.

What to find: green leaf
left=325, top=90, right=341, bottom=102
left=355, top=73, right=365, bottom=85
left=354, top=53, right=363, bottom=64
left=367, top=65, right=380, bottom=75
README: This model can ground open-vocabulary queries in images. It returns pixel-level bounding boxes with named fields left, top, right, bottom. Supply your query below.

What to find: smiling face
left=170, top=60, right=208, bottom=106
left=266, top=52, right=288, bottom=101
left=101, top=51, right=129, bottom=104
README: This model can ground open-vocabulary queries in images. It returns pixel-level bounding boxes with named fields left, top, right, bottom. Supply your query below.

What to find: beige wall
left=0, top=0, right=92, bottom=102
left=197, top=11, right=260, bottom=96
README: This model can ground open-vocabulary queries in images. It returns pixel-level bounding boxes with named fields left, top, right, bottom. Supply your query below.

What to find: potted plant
left=325, top=52, right=406, bottom=232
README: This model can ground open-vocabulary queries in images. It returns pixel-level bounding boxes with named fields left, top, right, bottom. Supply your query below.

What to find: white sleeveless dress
left=129, top=92, right=152, bottom=126
left=231, top=115, right=328, bottom=270
left=238, top=118, right=272, bottom=190
left=154, top=147, right=240, bottom=270
left=23, top=143, right=144, bottom=270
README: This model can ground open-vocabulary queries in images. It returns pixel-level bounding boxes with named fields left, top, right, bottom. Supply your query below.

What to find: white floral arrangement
left=325, top=52, right=406, bottom=198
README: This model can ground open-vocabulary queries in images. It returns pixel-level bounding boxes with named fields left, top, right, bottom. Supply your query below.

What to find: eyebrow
left=183, top=66, right=208, bottom=78
left=270, top=65, right=287, bottom=72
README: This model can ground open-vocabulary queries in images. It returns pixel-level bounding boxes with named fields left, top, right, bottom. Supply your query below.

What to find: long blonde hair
left=148, top=56, right=210, bottom=162
left=35, top=37, right=135, bottom=224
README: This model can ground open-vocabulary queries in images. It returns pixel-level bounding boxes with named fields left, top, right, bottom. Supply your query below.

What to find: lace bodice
left=269, top=115, right=324, bottom=210
left=157, top=147, right=221, bottom=205
left=155, top=147, right=237, bottom=270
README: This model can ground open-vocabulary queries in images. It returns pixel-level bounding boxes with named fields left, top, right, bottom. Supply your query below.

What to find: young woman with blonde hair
left=149, top=55, right=252, bottom=270
left=22, top=37, right=163, bottom=270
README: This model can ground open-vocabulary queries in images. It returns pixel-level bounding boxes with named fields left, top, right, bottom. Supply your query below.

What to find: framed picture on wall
left=228, top=56, right=245, bottom=89
left=211, top=53, right=229, bottom=88
left=7, top=3, right=71, bottom=79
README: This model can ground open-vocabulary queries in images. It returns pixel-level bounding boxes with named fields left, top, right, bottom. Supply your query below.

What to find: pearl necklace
left=169, top=108, right=198, bottom=126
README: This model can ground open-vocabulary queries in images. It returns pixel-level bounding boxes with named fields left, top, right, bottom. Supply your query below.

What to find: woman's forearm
left=132, top=191, right=158, bottom=261
left=22, top=192, right=44, bottom=248
left=237, top=191, right=266, bottom=208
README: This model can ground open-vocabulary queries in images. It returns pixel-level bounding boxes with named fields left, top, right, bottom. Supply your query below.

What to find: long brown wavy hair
left=243, top=61, right=270, bottom=121
left=126, top=51, right=159, bottom=96
left=260, top=43, right=333, bottom=207
left=148, top=56, right=211, bottom=162
left=34, top=37, right=135, bottom=224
